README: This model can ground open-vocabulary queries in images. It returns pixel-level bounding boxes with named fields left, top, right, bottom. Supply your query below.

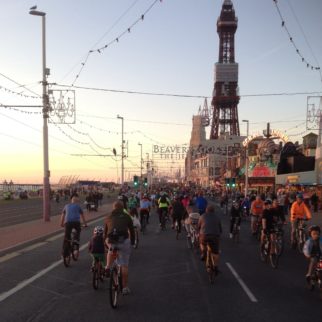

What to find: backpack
left=160, top=195, right=168, bottom=204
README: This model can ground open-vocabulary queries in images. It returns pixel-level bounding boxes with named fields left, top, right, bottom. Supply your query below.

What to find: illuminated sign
left=242, top=129, right=289, bottom=147
left=287, top=175, right=299, bottom=184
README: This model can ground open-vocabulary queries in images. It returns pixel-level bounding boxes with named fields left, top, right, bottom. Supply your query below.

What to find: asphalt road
left=0, top=205, right=321, bottom=322
left=0, top=195, right=107, bottom=228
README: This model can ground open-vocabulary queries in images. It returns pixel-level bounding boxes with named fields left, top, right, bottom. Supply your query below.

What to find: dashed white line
left=0, top=243, right=88, bottom=303
left=226, top=262, right=258, bottom=303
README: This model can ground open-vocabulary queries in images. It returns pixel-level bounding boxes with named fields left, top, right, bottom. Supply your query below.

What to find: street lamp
left=138, top=143, right=143, bottom=178
left=117, top=115, right=124, bottom=186
left=242, top=120, right=249, bottom=196
left=30, top=8, right=51, bottom=221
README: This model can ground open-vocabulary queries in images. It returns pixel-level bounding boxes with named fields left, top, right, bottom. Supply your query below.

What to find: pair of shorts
left=199, top=235, right=220, bottom=255
left=107, top=238, right=131, bottom=267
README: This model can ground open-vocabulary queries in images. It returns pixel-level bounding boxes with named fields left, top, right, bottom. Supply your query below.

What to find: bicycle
left=92, top=256, right=105, bottom=290
left=140, top=210, right=148, bottom=234
left=307, top=256, right=322, bottom=293
left=186, top=224, right=199, bottom=250
left=294, top=219, right=307, bottom=253
left=160, top=208, right=168, bottom=231
left=109, top=245, right=123, bottom=309
left=274, top=223, right=285, bottom=257
left=63, top=228, right=79, bottom=267
left=232, top=218, right=240, bottom=243
left=205, top=243, right=216, bottom=284
left=260, top=232, right=280, bottom=269
left=133, top=227, right=139, bottom=249
left=174, top=218, right=181, bottom=240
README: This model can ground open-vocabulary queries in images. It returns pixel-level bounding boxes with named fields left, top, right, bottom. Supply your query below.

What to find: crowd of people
left=59, top=184, right=322, bottom=296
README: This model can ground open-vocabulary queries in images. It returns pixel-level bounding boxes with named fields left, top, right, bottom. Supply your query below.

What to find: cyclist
left=250, top=195, right=264, bottom=235
left=195, top=192, right=208, bottom=215
left=303, top=225, right=322, bottom=284
left=261, top=199, right=285, bottom=254
left=230, top=200, right=241, bottom=239
left=140, top=194, right=151, bottom=227
left=158, top=192, right=171, bottom=226
left=88, top=226, right=106, bottom=271
left=171, top=195, right=185, bottom=233
left=128, top=194, right=138, bottom=214
left=60, top=194, right=87, bottom=257
left=198, top=205, right=222, bottom=275
left=104, top=201, right=135, bottom=295
left=184, top=205, right=200, bottom=237
left=290, top=193, right=312, bottom=247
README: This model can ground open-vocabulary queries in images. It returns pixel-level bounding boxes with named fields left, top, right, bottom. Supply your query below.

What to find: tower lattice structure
left=210, top=0, right=240, bottom=139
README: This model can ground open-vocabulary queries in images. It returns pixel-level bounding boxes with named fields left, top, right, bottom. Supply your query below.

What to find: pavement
left=0, top=202, right=112, bottom=255
left=0, top=203, right=322, bottom=321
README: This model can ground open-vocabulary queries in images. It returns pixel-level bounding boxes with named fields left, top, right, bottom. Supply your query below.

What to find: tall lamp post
left=30, top=8, right=51, bottom=221
left=242, top=120, right=249, bottom=196
left=117, top=115, right=124, bottom=185
left=138, top=143, right=143, bottom=178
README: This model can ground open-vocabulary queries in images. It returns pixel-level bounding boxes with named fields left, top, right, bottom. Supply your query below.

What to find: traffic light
left=144, top=177, right=148, bottom=187
left=133, top=175, right=139, bottom=187
left=231, top=178, right=236, bottom=187
left=225, top=178, right=230, bottom=187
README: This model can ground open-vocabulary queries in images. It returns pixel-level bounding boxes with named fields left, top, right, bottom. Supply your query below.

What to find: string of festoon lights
left=50, top=118, right=110, bottom=156
left=0, top=103, right=42, bottom=115
left=71, top=0, right=163, bottom=86
left=0, top=85, right=40, bottom=99
left=272, top=0, right=322, bottom=79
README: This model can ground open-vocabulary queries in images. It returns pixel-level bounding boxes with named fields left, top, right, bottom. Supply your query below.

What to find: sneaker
left=229, top=233, right=233, bottom=239
left=104, top=267, right=110, bottom=278
left=122, top=287, right=131, bottom=295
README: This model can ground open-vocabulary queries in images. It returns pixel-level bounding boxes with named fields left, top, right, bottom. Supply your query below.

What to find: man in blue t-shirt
left=60, top=194, right=87, bottom=256
left=195, top=192, right=208, bottom=215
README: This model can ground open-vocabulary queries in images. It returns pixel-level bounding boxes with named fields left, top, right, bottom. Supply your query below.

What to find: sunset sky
left=0, top=0, right=321, bottom=183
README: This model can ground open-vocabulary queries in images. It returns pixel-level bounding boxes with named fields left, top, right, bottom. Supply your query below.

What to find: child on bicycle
left=88, top=226, right=106, bottom=270
left=184, top=206, right=200, bottom=237
left=303, top=225, right=322, bottom=284
left=230, top=201, right=241, bottom=239
left=130, top=207, right=141, bottom=231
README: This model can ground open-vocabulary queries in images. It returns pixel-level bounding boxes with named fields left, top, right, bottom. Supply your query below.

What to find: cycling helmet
left=296, top=193, right=304, bottom=200
left=94, top=226, right=104, bottom=235
left=117, top=195, right=124, bottom=200
left=308, top=225, right=321, bottom=234
left=264, top=199, right=272, bottom=205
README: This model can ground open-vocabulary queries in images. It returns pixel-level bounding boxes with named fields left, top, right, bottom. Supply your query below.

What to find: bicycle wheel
left=269, top=253, right=279, bottom=269
left=141, top=215, right=147, bottom=234
left=176, top=222, right=180, bottom=240
left=276, top=234, right=284, bottom=256
left=109, top=267, right=119, bottom=309
left=134, top=230, right=139, bottom=249
left=63, top=254, right=71, bottom=267
left=206, top=250, right=215, bottom=284
left=297, top=231, right=304, bottom=253
left=186, top=236, right=192, bottom=249
left=92, top=264, right=99, bottom=290
left=72, top=243, right=79, bottom=261
left=260, top=243, right=268, bottom=262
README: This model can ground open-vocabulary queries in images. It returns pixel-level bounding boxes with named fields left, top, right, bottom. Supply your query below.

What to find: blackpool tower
left=210, top=0, right=240, bottom=139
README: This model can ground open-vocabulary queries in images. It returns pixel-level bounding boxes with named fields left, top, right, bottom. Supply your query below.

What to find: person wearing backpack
left=104, top=201, right=135, bottom=295
left=158, top=193, right=171, bottom=226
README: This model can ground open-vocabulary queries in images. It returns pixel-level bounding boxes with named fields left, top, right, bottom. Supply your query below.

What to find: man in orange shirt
left=250, top=195, right=264, bottom=235
left=290, top=193, right=312, bottom=246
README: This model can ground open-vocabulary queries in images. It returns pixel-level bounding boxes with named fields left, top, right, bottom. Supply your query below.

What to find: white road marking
left=0, top=252, right=20, bottom=263
left=20, top=242, right=48, bottom=253
left=45, top=233, right=64, bottom=242
left=226, top=262, right=258, bottom=303
left=0, top=243, right=88, bottom=303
